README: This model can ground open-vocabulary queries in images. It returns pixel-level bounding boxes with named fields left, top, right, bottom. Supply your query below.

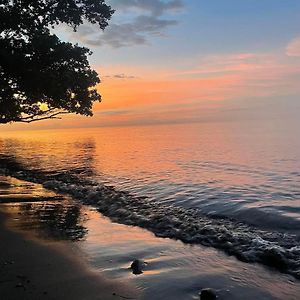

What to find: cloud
left=79, top=24, right=145, bottom=47
left=109, top=0, right=184, bottom=16
left=168, top=52, right=300, bottom=97
left=92, top=49, right=300, bottom=126
left=97, top=51, right=300, bottom=121
left=95, top=109, right=133, bottom=116
left=286, top=37, right=300, bottom=57
left=70, top=0, right=184, bottom=48
left=77, top=15, right=178, bottom=47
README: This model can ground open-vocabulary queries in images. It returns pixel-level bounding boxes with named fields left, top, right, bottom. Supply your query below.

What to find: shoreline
left=1, top=163, right=299, bottom=279
left=1, top=174, right=300, bottom=299
left=0, top=210, right=138, bottom=300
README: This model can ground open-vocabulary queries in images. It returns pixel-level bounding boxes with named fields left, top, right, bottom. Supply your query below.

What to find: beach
left=1, top=173, right=300, bottom=300
left=0, top=176, right=138, bottom=300
left=2, top=1, right=300, bottom=298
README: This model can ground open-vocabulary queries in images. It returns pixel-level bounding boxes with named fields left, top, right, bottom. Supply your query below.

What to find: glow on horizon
left=1, top=0, right=300, bottom=131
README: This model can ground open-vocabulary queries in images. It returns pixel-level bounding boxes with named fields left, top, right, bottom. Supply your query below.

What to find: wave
left=0, top=155, right=299, bottom=279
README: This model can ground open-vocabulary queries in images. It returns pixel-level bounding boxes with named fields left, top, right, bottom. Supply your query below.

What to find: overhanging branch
left=18, top=111, right=70, bottom=123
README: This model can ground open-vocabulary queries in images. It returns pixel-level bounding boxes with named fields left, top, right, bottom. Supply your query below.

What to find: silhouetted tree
left=0, top=1, right=114, bottom=123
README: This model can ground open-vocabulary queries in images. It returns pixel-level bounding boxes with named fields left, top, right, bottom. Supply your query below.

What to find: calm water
left=1, top=121, right=300, bottom=298
left=1, top=121, right=300, bottom=230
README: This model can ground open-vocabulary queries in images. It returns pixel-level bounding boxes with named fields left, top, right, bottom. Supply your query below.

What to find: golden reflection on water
left=0, top=176, right=61, bottom=202
left=1, top=122, right=300, bottom=229
left=0, top=176, right=88, bottom=241
left=0, top=123, right=278, bottom=185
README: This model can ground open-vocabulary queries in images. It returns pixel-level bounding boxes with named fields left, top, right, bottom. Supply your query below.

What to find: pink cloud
left=168, top=52, right=300, bottom=100
left=286, top=37, right=300, bottom=57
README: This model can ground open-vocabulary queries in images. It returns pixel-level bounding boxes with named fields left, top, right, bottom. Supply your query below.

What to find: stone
left=130, top=259, right=146, bottom=275
left=200, top=288, right=217, bottom=300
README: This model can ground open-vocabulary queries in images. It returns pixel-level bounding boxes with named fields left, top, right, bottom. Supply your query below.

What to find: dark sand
left=0, top=211, right=138, bottom=300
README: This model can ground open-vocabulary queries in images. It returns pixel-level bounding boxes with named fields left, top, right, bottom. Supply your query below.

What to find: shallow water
left=1, top=176, right=300, bottom=300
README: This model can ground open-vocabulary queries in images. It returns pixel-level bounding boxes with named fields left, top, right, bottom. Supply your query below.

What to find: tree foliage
left=0, top=0, right=114, bottom=123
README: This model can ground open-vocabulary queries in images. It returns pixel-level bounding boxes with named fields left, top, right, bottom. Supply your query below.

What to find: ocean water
left=1, top=121, right=300, bottom=281
left=1, top=175, right=300, bottom=300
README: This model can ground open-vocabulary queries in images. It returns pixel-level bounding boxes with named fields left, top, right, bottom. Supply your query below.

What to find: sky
left=3, top=0, right=300, bottom=130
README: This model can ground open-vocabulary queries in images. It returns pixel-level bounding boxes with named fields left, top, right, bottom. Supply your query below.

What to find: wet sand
left=0, top=211, right=138, bottom=300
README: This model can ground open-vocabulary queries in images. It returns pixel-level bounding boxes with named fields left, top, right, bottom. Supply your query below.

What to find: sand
left=0, top=211, right=138, bottom=300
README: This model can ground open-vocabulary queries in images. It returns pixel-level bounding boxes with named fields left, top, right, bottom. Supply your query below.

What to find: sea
left=1, top=120, right=300, bottom=299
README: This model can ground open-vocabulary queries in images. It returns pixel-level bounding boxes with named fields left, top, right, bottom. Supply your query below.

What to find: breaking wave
left=0, top=156, right=300, bottom=279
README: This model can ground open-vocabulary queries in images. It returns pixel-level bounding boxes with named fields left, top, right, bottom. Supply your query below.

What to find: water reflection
left=13, top=201, right=88, bottom=241
left=0, top=175, right=300, bottom=299
left=1, top=124, right=300, bottom=231
left=0, top=176, right=88, bottom=241
left=79, top=209, right=300, bottom=300
left=0, top=132, right=97, bottom=179
left=1, top=128, right=300, bottom=240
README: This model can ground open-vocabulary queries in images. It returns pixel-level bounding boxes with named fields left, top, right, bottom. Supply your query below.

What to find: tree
left=0, top=0, right=114, bottom=123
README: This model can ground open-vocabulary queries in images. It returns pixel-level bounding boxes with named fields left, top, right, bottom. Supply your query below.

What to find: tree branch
left=19, top=108, right=57, bottom=121
left=18, top=111, right=70, bottom=123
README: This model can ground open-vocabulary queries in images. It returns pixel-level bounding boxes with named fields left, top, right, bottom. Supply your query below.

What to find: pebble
left=200, top=288, right=217, bottom=300
left=130, top=259, right=146, bottom=275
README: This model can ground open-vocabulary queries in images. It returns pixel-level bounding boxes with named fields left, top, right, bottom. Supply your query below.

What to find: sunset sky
left=3, top=0, right=300, bottom=130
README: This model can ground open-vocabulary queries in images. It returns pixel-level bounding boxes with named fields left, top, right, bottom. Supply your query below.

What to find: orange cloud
left=82, top=50, right=300, bottom=127
left=97, top=52, right=300, bottom=112
left=97, top=75, right=236, bottom=111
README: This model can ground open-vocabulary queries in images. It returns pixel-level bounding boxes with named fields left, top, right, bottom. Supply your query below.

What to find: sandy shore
left=1, top=175, right=300, bottom=300
left=0, top=211, right=138, bottom=300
